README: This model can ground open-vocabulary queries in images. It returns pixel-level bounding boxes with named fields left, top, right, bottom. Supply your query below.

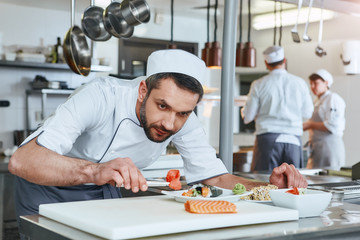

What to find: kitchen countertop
left=13, top=166, right=360, bottom=239
left=19, top=200, right=360, bottom=240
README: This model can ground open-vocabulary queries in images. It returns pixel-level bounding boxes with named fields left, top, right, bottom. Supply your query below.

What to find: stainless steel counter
left=15, top=169, right=360, bottom=239
left=19, top=201, right=360, bottom=240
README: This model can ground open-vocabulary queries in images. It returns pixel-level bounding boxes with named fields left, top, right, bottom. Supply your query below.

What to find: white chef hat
left=315, top=69, right=334, bottom=87
left=263, top=46, right=285, bottom=64
left=146, top=49, right=206, bottom=84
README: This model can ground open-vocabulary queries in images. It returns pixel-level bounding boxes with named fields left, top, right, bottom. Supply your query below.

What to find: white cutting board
left=39, top=195, right=299, bottom=239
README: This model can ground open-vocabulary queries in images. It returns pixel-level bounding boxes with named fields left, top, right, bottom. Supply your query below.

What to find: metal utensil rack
left=25, top=89, right=74, bottom=132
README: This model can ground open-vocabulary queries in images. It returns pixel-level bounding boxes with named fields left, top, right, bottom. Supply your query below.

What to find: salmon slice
left=184, top=200, right=237, bottom=214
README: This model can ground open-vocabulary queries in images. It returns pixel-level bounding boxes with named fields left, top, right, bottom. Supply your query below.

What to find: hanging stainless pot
left=63, top=0, right=91, bottom=76
left=103, top=0, right=134, bottom=38
left=81, top=0, right=111, bottom=41
left=120, top=0, right=150, bottom=26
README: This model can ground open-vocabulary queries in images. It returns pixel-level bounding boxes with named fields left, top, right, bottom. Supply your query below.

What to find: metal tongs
left=117, top=181, right=170, bottom=187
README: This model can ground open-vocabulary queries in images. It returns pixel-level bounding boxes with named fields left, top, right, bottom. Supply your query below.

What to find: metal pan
left=63, top=0, right=91, bottom=76
left=103, top=0, right=134, bottom=38
left=81, top=0, right=111, bottom=41
left=120, top=0, right=150, bottom=26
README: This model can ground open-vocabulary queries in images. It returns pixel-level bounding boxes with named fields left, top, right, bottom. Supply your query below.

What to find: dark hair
left=309, top=73, right=325, bottom=82
left=267, top=59, right=285, bottom=67
left=145, top=73, right=204, bottom=103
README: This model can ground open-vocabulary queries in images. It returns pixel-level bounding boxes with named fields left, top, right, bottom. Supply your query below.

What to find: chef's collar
left=319, top=90, right=331, bottom=100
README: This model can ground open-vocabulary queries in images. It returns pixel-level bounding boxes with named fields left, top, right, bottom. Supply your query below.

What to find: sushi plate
left=161, top=188, right=252, bottom=203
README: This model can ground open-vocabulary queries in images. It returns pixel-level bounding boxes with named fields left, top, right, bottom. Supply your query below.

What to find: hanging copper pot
left=236, top=42, right=244, bottom=66
left=241, top=42, right=256, bottom=67
left=240, top=0, right=256, bottom=68
left=201, top=42, right=212, bottom=66
left=236, top=0, right=243, bottom=66
left=208, top=41, right=222, bottom=68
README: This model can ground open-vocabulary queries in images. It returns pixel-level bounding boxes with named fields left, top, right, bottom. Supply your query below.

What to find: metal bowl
left=82, top=5, right=111, bottom=41
left=120, top=0, right=150, bottom=26
left=103, top=1, right=134, bottom=38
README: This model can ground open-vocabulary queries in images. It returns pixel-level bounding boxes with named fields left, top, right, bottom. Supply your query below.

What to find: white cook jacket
left=24, top=76, right=228, bottom=184
left=311, top=90, right=346, bottom=138
left=242, top=69, right=314, bottom=136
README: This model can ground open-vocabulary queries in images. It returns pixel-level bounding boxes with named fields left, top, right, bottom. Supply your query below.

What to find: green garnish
left=233, top=183, right=246, bottom=195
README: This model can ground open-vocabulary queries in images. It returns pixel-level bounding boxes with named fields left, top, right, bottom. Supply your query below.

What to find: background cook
left=303, top=69, right=346, bottom=170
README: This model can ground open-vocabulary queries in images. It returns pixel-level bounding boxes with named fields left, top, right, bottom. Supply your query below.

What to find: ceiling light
left=253, top=7, right=336, bottom=30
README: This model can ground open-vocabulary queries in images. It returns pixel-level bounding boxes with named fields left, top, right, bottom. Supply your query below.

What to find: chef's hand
left=303, top=121, right=311, bottom=131
left=269, top=163, right=308, bottom=189
left=92, top=157, right=148, bottom=193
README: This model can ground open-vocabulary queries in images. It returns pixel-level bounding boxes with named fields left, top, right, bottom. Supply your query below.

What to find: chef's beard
left=139, top=96, right=175, bottom=143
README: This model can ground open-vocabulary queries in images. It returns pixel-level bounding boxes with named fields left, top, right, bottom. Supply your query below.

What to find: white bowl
left=269, top=188, right=332, bottom=218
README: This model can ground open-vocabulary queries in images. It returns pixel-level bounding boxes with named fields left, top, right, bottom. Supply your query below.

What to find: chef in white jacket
left=242, top=46, right=314, bottom=171
left=303, top=69, right=346, bottom=170
left=9, top=49, right=307, bottom=222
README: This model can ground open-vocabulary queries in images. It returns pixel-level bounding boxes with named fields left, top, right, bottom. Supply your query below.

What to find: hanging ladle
left=315, top=0, right=326, bottom=57
left=302, top=0, right=313, bottom=42
left=291, top=0, right=302, bottom=43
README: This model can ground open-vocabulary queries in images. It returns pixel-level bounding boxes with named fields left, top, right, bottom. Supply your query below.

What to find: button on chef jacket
left=243, top=69, right=314, bottom=136
left=25, top=76, right=228, bottom=184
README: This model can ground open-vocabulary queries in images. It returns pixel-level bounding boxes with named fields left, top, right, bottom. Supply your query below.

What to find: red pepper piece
left=166, top=169, right=181, bottom=190
left=285, top=187, right=299, bottom=195
left=166, top=169, right=180, bottom=182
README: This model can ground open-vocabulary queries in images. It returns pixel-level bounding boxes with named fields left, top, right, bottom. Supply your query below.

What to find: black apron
left=251, top=133, right=303, bottom=171
left=14, top=176, right=122, bottom=224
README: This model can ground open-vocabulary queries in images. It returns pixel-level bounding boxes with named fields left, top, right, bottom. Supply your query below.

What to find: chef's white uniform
left=242, top=69, right=314, bottom=171
left=306, top=90, right=346, bottom=170
left=15, top=76, right=228, bottom=218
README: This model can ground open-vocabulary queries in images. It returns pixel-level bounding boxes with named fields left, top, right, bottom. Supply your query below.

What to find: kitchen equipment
left=315, top=0, right=326, bottom=57
left=103, top=0, right=134, bottom=38
left=302, top=0, right=313, bottom=41
left=81, top=0, right=111, bottom=41
left=235, top=0, right=243, bottom=66
left=39, top=195, right=298, bottom=239
left=270, top=188, right=332, bottom=218
left=120, top=0, right=150, bottom=26
left=291, top=0, right=302, bottom=43
left=30, top=75, right=68, bottom=90
left=240, top=0, right=256, bottom=67
left=63, top=0, right=91, bottom=76
left=117, top=180, right=169, bottom=187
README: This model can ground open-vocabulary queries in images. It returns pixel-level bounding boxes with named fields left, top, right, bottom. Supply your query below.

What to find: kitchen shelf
left=0, top=60, right=112, bottom=72
left=25, top=89, right=74, bottom=132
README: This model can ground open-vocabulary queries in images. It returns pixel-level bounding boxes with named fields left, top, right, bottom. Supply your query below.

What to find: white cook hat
left=146, top=49, right=206, bottom=84
left=263, top=46, right=285, bottom=64
left=315, top=69, right=334, bottom=87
